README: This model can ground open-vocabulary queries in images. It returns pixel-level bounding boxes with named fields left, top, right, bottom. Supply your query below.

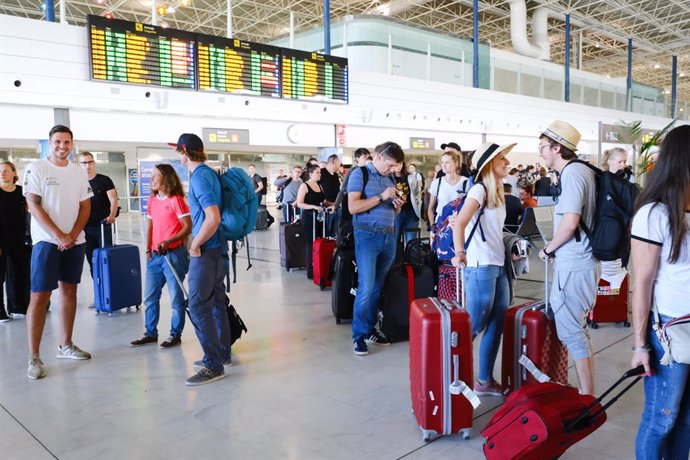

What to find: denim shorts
left=31, top=242, right=85, bottom=292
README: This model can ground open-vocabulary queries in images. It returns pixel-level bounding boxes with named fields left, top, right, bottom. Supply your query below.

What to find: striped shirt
left=349, top=163, right=396, bottom=229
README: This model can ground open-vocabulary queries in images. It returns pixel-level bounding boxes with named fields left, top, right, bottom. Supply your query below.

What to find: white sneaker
left=28, top=355, right=45, bottom=380
left=56, top=344, right=92, bottom=360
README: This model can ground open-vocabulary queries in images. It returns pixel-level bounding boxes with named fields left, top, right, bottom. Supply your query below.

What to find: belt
left=355, top=225, right=395, bottom=234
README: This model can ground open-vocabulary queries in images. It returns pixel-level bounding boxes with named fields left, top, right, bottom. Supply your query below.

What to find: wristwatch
left=377, top=194, right=384, bottom=203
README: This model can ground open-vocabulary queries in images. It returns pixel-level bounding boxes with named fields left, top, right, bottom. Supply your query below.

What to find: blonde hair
left=601, top=147, right=626, bottom=171
left=441, top=151, right=461, bottom=174
left=478, top=160, right=505, bottom=209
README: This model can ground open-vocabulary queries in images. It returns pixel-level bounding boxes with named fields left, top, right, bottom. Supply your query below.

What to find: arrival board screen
left=197, top=35, right=281, bottom=97
left=88, top=15, right=196, bottom=89
left=281, top=49, right=348, bottom=103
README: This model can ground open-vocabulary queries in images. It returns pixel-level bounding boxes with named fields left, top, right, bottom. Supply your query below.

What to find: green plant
left=617, top=119, right=676, bottom=183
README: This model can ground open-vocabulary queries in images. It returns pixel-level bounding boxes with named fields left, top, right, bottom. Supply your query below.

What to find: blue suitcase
left=93, top=224, right=142, bottom=316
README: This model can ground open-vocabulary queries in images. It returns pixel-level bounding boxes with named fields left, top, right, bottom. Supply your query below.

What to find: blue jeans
left=463, top=264, right=510, bottom=382
left=352, top=228, right=397, bottom=342
left=394, top=207, right=420, bottom=247
left=188, top=247, right=230, bottom=373
left=143, top=246, right=189, bottom=338
left=636, top=314, right=690, bottom=459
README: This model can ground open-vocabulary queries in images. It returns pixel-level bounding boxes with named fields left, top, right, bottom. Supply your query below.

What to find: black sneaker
left=185, top=367, right=226, bottom=386
left=353, top=338, right=368, bottom=356
left=130, top=334, right=157, bottom=346
left=366, top=330, right=391, bottom=346
left=159, top=335, right=181, bottom=349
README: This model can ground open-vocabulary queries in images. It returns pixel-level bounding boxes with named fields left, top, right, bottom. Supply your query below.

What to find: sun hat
left=541, top=120, right=581, bottom=152
left=474, top=142, right=517, bottom=177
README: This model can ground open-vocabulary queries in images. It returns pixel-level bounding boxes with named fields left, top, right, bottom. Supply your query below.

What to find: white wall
left=0, top=14, right=679, bottom=158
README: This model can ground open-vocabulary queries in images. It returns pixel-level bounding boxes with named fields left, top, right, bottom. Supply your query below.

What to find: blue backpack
left=431, top=177, right=487, bottom=261
left=218, top=167, right=259, bottom=241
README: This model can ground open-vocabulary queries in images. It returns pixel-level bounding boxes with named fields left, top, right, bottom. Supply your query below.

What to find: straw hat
left=475, top=142, right=517, bottom=177
left=541, top=120, right=581, bottom=152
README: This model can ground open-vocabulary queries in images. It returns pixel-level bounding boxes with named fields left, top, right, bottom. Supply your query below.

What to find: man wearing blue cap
left=172, top=133, right=231, bottom=386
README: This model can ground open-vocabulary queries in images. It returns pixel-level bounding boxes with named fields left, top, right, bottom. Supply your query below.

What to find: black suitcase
left=255, top=206, right=268, bottom=231
left=403, top=237, right=438, bottom=278
left=280, top=221, right=307, bottom=271
left=331, top=248, right=356, bottom=324
left=379, top=263, right=436, bottom=342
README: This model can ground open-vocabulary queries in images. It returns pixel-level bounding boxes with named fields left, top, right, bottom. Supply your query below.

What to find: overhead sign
left=409, top=137, right=435, bottom=150
left=202, top=128, right=250, bottom=145
left=335, top=124, right=347, bottom=148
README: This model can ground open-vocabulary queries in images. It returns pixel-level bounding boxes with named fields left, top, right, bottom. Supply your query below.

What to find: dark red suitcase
left=483, top=366, right=645, bottom=460
left=501, top=302, right=569, bottom=393
left=502, top=259, right=568, bottom=394
left=409, top=297, right=475, bottom=442
left=588, top=274, right=630, bottom=328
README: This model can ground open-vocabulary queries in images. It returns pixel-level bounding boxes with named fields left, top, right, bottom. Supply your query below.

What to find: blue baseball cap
left=168, top=133, right=204, bottom=152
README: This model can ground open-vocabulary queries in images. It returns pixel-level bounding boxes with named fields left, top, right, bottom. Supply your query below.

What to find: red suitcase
left=311, top=211, right=336, bottom=290
left=483, top=366, right=645, bottom=460
left=501, top=260, right=568, bottom=394
left=588, top=274, right=631, bottom=328
left=409, top=296, right=476, bottom=442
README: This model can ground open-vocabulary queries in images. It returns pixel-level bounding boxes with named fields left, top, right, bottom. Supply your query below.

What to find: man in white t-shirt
left=22, top=125, right=93, bottom=380
left=537, top=120, right=599, bottom=396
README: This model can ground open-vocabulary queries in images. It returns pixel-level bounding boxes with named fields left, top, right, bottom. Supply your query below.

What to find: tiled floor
left=0, top=211, right=643, bottom=460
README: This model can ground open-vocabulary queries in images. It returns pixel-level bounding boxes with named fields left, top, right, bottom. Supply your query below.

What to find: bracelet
left=632, top=345, right=651, bottom=353
left=543, top=248, right=555, bottom=257
left=456, top=250, right=465, bottom=254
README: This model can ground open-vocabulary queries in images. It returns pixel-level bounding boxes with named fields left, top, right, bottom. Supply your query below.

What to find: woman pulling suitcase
left=450, top=141, right=517, bottom=397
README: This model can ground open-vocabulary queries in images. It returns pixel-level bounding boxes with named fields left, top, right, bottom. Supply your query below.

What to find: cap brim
left=167, top=142, right=179, bottom=148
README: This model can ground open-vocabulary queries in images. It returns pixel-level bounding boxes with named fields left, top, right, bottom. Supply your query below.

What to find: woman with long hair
left=427, top=150, right=467, bottom=227
left=130, top=163, right=192, bottom=348
left=630, top=125, right=690, bottom=458
left=450, top=142, right=516, bottom=396
left=393, top=161, right=422, bottom=246
left=602, top=147, right=635, bottom=183
left=295, top=163, right=335, bottom=279
left=0, top=161, right=29, bottom=322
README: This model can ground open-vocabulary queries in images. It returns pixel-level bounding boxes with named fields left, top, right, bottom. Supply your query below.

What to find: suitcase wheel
left=107, top=312, right=113, bottom=317
left=590, top=322, right=599, bottom=329
left=95, top=311, right=100, bottom=316
left=461, top=429, right=471, bottom=440
left=319, top=279, right=325, bottom=291
left=336, top=318, right=341, bottom=325
left=423, top=436, right=430, bottom=443
left=622, top=320, right=631, bottom=327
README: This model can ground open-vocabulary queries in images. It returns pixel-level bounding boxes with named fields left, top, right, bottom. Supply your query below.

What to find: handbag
left=653, top=304, right=690, bottom=366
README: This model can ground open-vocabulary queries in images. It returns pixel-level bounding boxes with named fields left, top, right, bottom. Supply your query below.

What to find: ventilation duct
left=508, top=0, right=550, bottom=61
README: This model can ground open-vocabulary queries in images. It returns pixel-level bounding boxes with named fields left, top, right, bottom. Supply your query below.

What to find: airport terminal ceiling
left=2, top=0, right=690, bottom=101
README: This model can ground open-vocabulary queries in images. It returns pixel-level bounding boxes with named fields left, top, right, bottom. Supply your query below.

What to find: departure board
left=281, top=49, right=348, bottom=103
left=197, top=35, right=281, bottom=97
left=88, top=15, right=196, bottom=89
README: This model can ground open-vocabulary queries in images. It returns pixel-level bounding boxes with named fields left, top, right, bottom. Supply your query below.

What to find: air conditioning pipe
left=508, top=0, right=550, bottom=60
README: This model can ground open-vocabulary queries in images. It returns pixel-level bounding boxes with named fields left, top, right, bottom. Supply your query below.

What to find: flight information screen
left=281, top=49, right=348, bottom=103
left=88, top=15, right=197, bottom=89
left=197, top=35, right=281, bottom=97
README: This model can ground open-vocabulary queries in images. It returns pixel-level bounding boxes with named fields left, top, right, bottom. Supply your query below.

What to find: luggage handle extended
left=312, top=208, right=327, bottom=242
left=163, top=252, right=188, bottom=300
left=100, top=220, right=116, bottom=248
left=455, top=265, right=466, bottom=307
left=564, top=365, right=646, bottom=433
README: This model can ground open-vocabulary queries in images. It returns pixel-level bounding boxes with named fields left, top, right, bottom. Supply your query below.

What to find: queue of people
left=4, top=121, right=690, bottom=459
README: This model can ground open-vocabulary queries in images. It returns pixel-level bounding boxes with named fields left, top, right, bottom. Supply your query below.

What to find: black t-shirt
left=86, top=173, right=115, bottom=227
left=250, top=174, right=262, bottom=196
left=534, top=177, right=552, bottom=196
left=319, top=168, right=341, bottom=202
left=504, top=194, right=523, bottom=231
left=395, top=175, right=413, bottom=213
left=0, top=185, right=27, bottom=246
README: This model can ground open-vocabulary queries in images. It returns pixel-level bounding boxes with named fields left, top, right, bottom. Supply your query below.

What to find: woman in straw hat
left=451, top=141, right=516, bottom=397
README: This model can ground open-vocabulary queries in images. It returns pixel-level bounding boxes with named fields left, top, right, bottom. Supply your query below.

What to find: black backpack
left=260, top=176, right=268, bottom=195
left=337, top=166, right=369, bottom=249
left=558, top=160, right=638, bottom=261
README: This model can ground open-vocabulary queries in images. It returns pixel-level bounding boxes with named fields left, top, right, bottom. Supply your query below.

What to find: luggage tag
left=518, top=354, right=552, bottom=383
left=449, top=354, right=481, bottom=409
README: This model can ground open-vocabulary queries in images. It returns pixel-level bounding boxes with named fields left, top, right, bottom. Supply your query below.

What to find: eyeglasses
left=79, top=161, right=95, bottom=165
left=537, top=144, right=550, bottom=152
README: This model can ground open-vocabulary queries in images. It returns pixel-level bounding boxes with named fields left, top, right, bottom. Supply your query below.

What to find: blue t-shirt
left=348, top=163, right=396, bottom=229
left=189, top=164, right=223, bottom=250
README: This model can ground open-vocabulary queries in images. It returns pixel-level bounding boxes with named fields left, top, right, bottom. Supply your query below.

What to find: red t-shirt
left=147, top=194, right=190, bottom=251
left=521, top=197, right=538, bottom=210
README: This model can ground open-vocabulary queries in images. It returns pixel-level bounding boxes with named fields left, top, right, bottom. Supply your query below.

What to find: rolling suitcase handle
left=564, top=365, right=645, bottom=433
left=100, top=220, right=116, bottom=248
left=163, top=253, right=188, bottom=300
left=311, top=208, right=327, bottom=242
left=455, top=265, right=465, bottom=307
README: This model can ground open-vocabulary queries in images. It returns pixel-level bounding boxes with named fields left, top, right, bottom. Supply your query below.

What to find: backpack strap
left=463, top=182, right=487, bottom=251
left=555, top=159, right=599, bottom=243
